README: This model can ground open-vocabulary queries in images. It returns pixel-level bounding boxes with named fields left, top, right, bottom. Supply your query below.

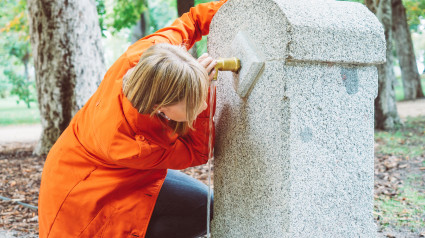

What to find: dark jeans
left=145, top=169, right=213, bottom=238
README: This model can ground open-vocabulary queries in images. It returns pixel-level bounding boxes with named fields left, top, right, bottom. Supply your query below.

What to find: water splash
left=206, top=80, right=216, bottom=238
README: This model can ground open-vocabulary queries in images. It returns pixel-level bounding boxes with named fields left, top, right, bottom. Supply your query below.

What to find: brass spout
left=213, top=57, right=241, bottom=80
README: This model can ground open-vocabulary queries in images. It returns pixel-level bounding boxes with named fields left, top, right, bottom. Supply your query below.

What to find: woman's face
left=158, top=100, right=207, bottom=122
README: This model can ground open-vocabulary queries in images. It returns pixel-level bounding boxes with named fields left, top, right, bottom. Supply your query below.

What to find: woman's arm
left=126, top=0, right=227, bottom=66
left=152, top=0, right=228, bottom=49
left=107, top=126, right=213, bottom=170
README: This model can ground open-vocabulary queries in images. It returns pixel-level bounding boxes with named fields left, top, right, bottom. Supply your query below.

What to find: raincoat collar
left=120, top=91, right=178, bottom=147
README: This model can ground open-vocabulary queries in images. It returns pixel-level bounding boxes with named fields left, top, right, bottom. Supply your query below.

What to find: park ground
left=0, top=97, right=424, bottom=237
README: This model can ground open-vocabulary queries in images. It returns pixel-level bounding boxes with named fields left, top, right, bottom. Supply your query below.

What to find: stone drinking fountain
left=208, top=0, right=385, bottom=237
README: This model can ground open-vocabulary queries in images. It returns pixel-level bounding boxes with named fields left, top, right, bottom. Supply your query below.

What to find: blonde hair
left=123, top=43, right=209, bottom=135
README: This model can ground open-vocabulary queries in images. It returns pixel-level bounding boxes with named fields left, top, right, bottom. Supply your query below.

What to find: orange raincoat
left=38, top=1, right=226, bottom=237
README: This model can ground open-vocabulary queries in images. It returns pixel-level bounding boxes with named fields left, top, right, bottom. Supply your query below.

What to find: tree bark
left=391, top=0, right=424, bottom=100
left=28, top=0, right=105, bottom=155
left=366, top=0, right=402, bottom=130
left=177, top=0, right=194, bottom=16
left=177, top=0, right=197, bottom=57
left=365, top=0, right=377, bottom=14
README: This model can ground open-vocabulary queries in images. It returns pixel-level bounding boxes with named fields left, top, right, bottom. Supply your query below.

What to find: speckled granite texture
left=208, top=0, right=385, bottom=237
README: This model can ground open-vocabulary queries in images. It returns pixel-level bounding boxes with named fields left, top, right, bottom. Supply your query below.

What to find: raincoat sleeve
left=151, top=0, right=228, bottom=49
left=125, top=0, right=228, bottom=65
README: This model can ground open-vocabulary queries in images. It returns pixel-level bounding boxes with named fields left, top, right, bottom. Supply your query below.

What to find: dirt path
left=0, top=230, right=37, bottom=238
left=0, top=124, right=41, bottom=144
left=397, top=98, right=425, bottom=119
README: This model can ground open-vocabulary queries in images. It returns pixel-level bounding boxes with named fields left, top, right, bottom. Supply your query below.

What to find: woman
left=38, top=1, right=227, bottom=237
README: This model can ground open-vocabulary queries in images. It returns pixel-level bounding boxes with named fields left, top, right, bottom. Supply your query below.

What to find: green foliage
left=110, top=0, right=147, bottom=33
left=96, top=0, right=213, bottom=57
left=0, top=96, right=40, bottom=125
left=195, top=36, right=208, bottom=57
left=403, top=0, right=425, bottom=30
left=96, top=0, right=214, bottom=36
left=96, top=0, right=179, bottom=36
left=340, top=0, right=425, bottom=31
left=0, top=0, right=30, bottom=60
left=96, top=0, right=107, bottom=37
left=394, top=75, right=425, bottom=101
left=148, top=0, right=177, bottom=33
left=3, top=69, right=36, bottom=108
left=0, top=0, right=35, bottom=107
left=0, top=77, right=10, bottom=98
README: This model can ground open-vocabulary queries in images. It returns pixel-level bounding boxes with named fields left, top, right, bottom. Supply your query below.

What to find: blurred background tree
left=392, top=0, right=424, bottom=100
left=366, top=0, right=402, bottom=130
left=28, top=0, right=105, bottom=155
left=340, top=0, right=425, bottom=129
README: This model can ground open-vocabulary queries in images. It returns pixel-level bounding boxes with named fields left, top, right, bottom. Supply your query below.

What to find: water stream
left=206, top=81, right=216, bottom=238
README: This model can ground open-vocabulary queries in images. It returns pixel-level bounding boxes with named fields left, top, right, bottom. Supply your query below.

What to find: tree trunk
left=365, top=0, right=377, bottom=14
left=177, top=0, right=194, bottom=15
left=131, top=2, right=151, bottom=44
left=177, top=0, right=197, bottom=57
left=392, top=0, right=424, bottom=100
left=28, top=0, right=105, bottom=155
left=366, top=0, right=402, bottom=130
left=23, top=58, right=31, bottom=108
left=22, top=50, right=30, bottom=82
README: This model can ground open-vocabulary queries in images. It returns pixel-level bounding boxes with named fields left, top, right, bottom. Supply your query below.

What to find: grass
left=374, top=116, right=425, bottom=232
left=394, top=74, right=425, bottom=101
left=0, top=96, right=40, bottom=126
left=375, top=185, right=425, bottom=231
left=374, top=117, right=425, bottom=158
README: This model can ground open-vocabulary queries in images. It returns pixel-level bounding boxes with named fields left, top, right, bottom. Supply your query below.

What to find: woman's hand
left=197, top=53, right=217, bottom=82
